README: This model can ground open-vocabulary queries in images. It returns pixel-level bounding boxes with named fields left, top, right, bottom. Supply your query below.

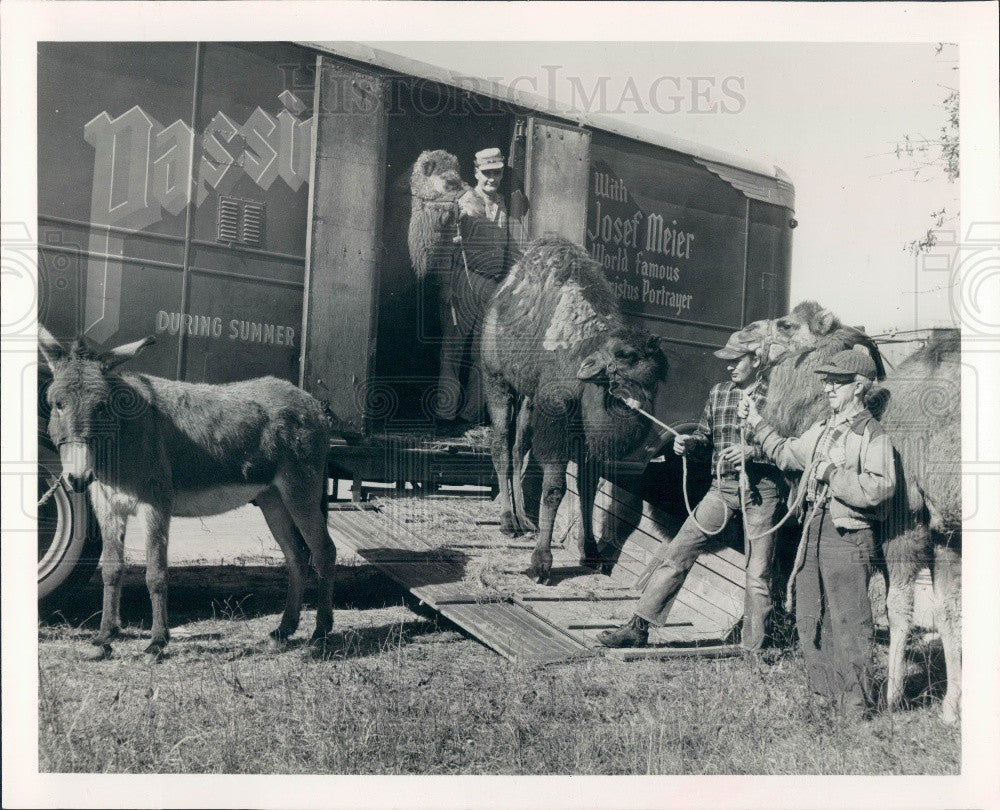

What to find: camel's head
left=408, top=149, right=469, bottom=279
left=729, top=301, right=886, bottom=435
left=39, top=326, right=153, bottom=492
left=734, top=300, right=885, bottom=379
left=576, top=329, right=668, bottom=460
left=410, top=149, right=465, bottom=200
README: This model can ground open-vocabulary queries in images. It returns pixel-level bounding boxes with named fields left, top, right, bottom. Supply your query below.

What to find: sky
left=374, top=42, right=960, bottom=335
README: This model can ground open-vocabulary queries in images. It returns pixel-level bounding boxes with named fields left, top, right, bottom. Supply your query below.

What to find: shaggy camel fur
left=407, top=149, right=469, bottom=281
left=730, top=303, right=961, bottom=723
left=39, top=327, right=338, bottom=662
left=482, top=237, right=667, bottom=584
left=877, top=335, right=961, bottom=723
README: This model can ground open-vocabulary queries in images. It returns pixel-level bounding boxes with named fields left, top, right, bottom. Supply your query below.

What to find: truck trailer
left=36, top=41, right=795, bottom=600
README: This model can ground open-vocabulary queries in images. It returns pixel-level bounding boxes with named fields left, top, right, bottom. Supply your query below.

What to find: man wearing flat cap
left=740, top=348, right=895, bottom=719
left=436, top=147, right=519, bottom=425
left=600, top=333, right=785, bottom=653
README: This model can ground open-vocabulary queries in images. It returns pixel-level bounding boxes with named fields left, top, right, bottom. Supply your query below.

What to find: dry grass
left=38, top=577, right=959, bottom=775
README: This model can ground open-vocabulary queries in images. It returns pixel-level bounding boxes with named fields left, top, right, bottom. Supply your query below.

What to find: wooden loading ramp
left=325, top=489, right=746, bottom=665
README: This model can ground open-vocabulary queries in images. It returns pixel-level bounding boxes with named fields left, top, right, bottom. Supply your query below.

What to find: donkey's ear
left=645, top=334, right=662, bottom=355
left=577, top=351, right=607, bottom=381
left=38, top=324, right=66, bottom=369
left=101, top=335, right=155, bottom=372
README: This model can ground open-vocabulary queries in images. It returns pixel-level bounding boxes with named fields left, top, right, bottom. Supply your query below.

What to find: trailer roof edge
left=298, top=41, right=794, bottom=203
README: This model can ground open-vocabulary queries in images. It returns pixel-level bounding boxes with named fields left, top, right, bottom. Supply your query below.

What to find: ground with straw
left=39, top=569, right=959, bottom=774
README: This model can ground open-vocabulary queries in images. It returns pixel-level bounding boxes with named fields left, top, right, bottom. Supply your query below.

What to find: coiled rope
left=609, top=386, right=819, bottom=542
left=609, top=385, right=829, bottom=611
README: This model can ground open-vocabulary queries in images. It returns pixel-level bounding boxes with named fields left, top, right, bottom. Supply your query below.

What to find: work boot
left=598, top=615, right=649, bottom=648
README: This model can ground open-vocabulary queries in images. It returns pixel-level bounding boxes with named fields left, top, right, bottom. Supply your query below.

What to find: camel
left=729, top=302, right=961, bottom=723
left=407, top=149, right=469, bottom=281
left=482, top=236, right=667, bottom=584
left=38, top=327, right=338, bottom=662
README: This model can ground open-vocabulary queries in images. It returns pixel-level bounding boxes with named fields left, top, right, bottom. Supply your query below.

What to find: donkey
left=39, top=326, right=338, bottom=661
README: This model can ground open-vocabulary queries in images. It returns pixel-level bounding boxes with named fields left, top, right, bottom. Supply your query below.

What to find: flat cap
left=474, top=147, right=505, bottom=171
left=814, top=349, right=878, bottom=380
left=714, top=332, right=760, bottom=360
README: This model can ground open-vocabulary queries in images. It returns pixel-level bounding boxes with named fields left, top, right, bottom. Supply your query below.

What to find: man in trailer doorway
left=435, top=147, right=519, bottom=428
left=598, top=333, right=786, bottom=653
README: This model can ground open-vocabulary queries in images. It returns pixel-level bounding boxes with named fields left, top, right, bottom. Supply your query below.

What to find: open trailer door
left=522, top=116, right=592, bottom=243
left=299, top=56, right=389, bottom=434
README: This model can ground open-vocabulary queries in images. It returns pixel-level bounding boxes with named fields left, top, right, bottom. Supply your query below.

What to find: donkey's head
left=39, top=326, right=154, bottom=492
left=576, top=329, right=668, bottom=460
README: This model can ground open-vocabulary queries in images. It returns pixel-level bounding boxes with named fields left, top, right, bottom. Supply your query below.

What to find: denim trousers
left=795, top=506, right=876, bottom=715
left=635, top=474, right=782, bottom=650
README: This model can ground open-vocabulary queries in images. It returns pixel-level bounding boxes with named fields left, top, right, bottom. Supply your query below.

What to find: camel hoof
left=531, top=550, right=553, bottom=585
left=92, top=626, right=121, bottom=645
left=517, top=515, right=539, bottom=534
left=144, top=643, right=166, bottom=664
left=267, top=633, right=290, bottom=652
left=83, top=643, right=113, bottom=661
left=307, top=632, right=336, bottom=658
left=579, top=555, right=604, bottom=571
left=499, top=512, right=521, bottom=537
left=941, top=699, right=960, bottom=726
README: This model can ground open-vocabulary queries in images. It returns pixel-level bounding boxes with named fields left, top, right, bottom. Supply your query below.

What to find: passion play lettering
left=586, top=171, right=697, bottom=316
left=156, top=311, right=296, bottom=347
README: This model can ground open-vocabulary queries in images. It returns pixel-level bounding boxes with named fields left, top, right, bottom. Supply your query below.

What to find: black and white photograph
left=2, top=2, right=998, bottom=809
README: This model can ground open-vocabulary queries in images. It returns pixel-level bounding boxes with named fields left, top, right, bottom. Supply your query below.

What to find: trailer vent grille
left=241, top=202, right=264, bottom=247
left=217, top=197, right=265, bottom=248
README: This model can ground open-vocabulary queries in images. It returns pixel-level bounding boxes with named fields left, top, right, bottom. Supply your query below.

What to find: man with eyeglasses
left=740, top=349, right=895, bottom=720
left=435, top=147, right=518, bottom=427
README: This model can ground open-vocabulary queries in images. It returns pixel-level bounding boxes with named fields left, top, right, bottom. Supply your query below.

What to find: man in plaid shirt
left=600, top=332, right=786, bottom=651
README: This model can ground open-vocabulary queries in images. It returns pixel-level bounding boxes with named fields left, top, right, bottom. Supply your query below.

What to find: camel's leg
left=511, top=396, right=538, bottom=534
left=484, top=375, right=519, bottom=536
left=529, top=407, right=571, bottom=584
left=276, top=471, right=337, bottom=644
left=255, top=486, right=309, bottom=647
left=932, top=540, right=962, bottom=724
left=575, top=453, right=602, bottom=568
left=87, top=484, right=126, bottom=658
left=531, top=459, right=569, bottom=585
left=885, top=556, right=917, bottom=711
left=595, top=475, right=643, bottom=573
left=884, top=526, right=929, bottom=712
left=140, top=500, right=171, bottom=660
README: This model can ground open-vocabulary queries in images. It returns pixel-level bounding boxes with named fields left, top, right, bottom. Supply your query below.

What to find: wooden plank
left=328, top=494, right=740, bottom=663
left=519, top=594, right=635, bottom=602
left=444, top=602, right=587, bottom=662
left=608, top=644, right=744, bottom=662
left=327, top=502, right=590, bottom=664
left=565, top=468, right=750, bottom=587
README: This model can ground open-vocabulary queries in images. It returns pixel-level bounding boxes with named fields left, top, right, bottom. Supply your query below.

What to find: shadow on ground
left=39, top=564, right=418, bottom=630
left=895, top=636, right=950, bottom=709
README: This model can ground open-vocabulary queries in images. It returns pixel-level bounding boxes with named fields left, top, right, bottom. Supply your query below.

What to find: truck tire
left=37, top=438, right=101, bottom=602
